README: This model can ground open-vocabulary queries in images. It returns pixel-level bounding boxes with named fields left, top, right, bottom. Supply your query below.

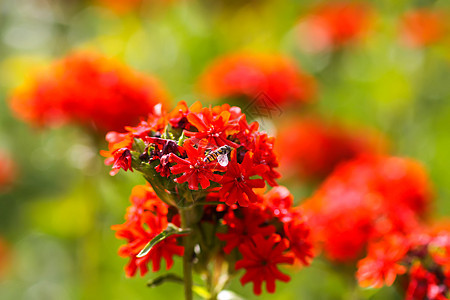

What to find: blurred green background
left=1, top=0, right=450, bottom=299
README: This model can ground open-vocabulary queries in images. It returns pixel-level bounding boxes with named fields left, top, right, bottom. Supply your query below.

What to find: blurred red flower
left=198, top=53, right=316, bottom=106
left=399, top=8, right=447, bottom=48
left=357, top=227, right=450, bottom=299
left=276, top=118, right=388, bottom=180
left=9, top=51, right=170, bottom=133
left=96, top=0, right=143, bottom=13
left=303, top=155, right=433, bottom=262
left=298, top=1, right=373, bottom=52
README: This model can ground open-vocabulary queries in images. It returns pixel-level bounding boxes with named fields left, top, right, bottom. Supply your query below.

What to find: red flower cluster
left=112, top=184, right=184, bottom=277
left=9, top=51, right=170, bottom=133
left=197, top=53, right=316, bottom=106
left=399, top=9, right=447, bottom=48
left=357, top=228, right=450, bottom=299
left=218, top=186, right=313, bottom=294
left=303, top=155, right=433, bottom=262
left=103, top=101, right=281, bottom=206
left=104, top=101, right=313, bottom=295
left=297, top=1, right=373, bottom=52
left=276, top=117, right=388, bottom=180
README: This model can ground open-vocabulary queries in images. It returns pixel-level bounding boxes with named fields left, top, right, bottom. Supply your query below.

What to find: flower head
left=103, top=101, right=280, bottom=207
left=298, top=1, right=374, bottom=52
left=399, top=9, right=446, bottom=48
left=198, top=53, right=316, bottom=106
left=105, top=101, right=314, bottom=295
left=9, top=51, right=170, bottom=133
left=357, top=228, right=450, bottom=299
left=303, top=155, right=433, bottom=262
left=276, top=117, right=388, bottom=180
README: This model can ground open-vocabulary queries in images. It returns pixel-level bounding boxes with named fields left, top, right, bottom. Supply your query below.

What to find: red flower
left=276, top=117, right=388, bottom=180
left=198, top=52, right=316, bottom=106
left=169, top=140, right=223, bottom=190
left=112, top=184, right=184, bottom=277
left=303, top=155, right=432, bottom=262
left=261, top=186, right=293, bottom=222
left=357, top=226, right=450, bottom=298
left=217, top=207, right=275, bottom=254
left=9, top=51, right=170, bottom=133
left=400, top=9, right=446, bottom=48
left=235, top=234, right=294, bottom=295
left=219, top=151, right=266, bottom=207
left=406, top=265, right=440, bottom=300
left=184, top=108, right=239, bottom=148
left=298, top=1, right=373, bottom=52
left=110, top=148, right=133, bottom=176
left=284, top=218, right=314, bottom=266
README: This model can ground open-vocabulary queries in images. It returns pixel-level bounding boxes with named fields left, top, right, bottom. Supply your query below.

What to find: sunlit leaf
left=137, top=223, right=191, bottom=258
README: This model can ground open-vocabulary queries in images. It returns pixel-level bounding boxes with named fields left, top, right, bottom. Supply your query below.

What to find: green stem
left=180, top=207, right=195, bottom=300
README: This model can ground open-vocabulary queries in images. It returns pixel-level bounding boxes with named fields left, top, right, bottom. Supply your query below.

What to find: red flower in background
left=303, top=155, right=433, bottom=262
left=235, top=234, right=294, bottom=295
left=357, top=227, right=450, bottom=299
left=399, top=9, right=446, bottom=48
left=112, top=184, right=184, bottom=277
left=276, top=118, right=388, bottom=180
left=298, top=1, right=373, bottom=52
left=96, top=0, right=143, bottom=13
left=9, top=51, right=170, bottom=133
left=198, top=53, right=316, bottom=106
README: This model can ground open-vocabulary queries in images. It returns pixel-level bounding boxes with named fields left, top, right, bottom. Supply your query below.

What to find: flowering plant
left=102, top=101, right=314, bottom=299
left=357, top=227, right=450, bottom=299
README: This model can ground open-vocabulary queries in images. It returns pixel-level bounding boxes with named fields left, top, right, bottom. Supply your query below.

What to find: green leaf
left=136, top=223, right=191, bottom=258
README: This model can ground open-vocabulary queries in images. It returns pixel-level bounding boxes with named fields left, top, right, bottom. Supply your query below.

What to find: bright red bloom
left=112, top=184, right=184, bottom=277
left=400, top=9, right=446, bottom=48
left=276, top=117, right=388, bottom=180
left=198, top=52, right=316, bottom=106
left=184, top=108, right=239, bottom=147
left=217, top=207, right=276, bottom=254
left=303, top=155, right=432, bottom=262
left=219, top=151, right=266, bottom=207
left=298, top=1, right=373, bottom=52
left=169, top=140, right=223, bottom=190
left=103, top=101, right=281, bottom=192
left=9, top=51, right=170, bottom=133
left=235, top=234, right=294, bottom=295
